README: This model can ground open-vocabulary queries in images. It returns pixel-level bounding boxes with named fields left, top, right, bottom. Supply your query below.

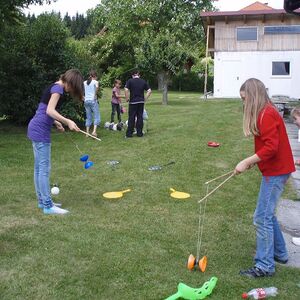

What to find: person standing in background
left=84, top=70, right=100, bottom=137
left=125, top=70, right=151, bottom=138
left=111, top=79, right=123, bottom=123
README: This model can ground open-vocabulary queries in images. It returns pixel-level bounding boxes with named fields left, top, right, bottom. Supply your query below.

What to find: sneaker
left=43, top=206, right=69, bottom=215
left=125, top=135, right=133, bottom=138
left=274, top=256, right=288, bottom=264
left=292, top=237, right=300, bottom=246
left=239, top=266, right=274, bottom=278
left=38, top=202, right=62, bottom=209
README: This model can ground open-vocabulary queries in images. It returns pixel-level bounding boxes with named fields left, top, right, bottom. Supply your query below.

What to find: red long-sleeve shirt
left=255, top=104, right=295, bottom=176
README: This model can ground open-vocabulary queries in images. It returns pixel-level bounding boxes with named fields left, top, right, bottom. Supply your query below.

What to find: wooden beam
left=204, top=25, right=211, bottom=97
left=225, top=16, right=228, bottom=24
left=243, top=14, right=247, bottom=24
left=262, top=14, right=266, bottom=23
left=281, top=13, right=285, bottom=22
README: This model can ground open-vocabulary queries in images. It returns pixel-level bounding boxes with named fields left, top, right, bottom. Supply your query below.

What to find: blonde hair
left=61, top=69, right=84, bottom=100
left=291, top=107, right=300, bottom=118
left=240, top=78, right=271, bottom=137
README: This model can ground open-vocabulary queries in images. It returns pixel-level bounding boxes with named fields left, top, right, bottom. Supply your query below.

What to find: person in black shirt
left=125, top=70, right=151, bottom=137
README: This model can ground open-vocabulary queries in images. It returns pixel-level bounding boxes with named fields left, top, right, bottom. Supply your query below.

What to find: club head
left=80, top=154, right=89, bottom=162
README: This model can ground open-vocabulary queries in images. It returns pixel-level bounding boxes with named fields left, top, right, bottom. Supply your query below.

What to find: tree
left=0, top=13, right=70, bottom=123
left=0, top=1, right=54, bottom=26
left=136, top=32, right=189, bottom=104
left=89, top=0, right=214, bottom=104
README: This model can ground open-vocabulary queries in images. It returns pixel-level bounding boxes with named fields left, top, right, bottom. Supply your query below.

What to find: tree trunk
left=157, top=73, right=163, bottom=91
left=158, top=71, right=169, bottom=105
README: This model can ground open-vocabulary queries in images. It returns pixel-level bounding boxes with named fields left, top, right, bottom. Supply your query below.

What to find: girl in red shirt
left=235, top=78, right=295, bottom=278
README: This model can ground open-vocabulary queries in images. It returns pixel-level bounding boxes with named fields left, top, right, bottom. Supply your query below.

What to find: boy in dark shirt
left=125, top=70, right=151, bottom=137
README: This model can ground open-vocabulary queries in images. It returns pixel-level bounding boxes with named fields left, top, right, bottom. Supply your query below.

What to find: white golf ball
left=51, top=186, right=60, bottom=195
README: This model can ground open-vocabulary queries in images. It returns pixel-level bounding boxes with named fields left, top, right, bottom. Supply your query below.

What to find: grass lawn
left=1, top=90, right=300, bottom=300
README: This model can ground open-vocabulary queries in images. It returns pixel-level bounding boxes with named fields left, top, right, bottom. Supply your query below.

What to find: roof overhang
left=200, top=9, right=300, bottom=28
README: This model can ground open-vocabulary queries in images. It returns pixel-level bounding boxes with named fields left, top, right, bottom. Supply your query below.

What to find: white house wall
left=214, top=51, right=300, bottom=98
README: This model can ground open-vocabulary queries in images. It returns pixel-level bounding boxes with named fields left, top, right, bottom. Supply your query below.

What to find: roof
left=240, top=1, right=273, bottom=11
left=200, top=1, right=300, bottom=25
left=200, top=1, right=300, bottom=18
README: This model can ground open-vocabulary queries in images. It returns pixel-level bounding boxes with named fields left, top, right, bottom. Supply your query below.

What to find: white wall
left=214, top=51, right=300, bottom=98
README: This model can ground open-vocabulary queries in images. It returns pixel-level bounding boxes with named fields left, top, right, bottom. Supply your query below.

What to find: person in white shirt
left=84, top=70, right=100, bottom=137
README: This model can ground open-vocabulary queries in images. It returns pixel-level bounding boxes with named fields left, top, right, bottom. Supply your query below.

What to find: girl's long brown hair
left=87, top=70, right=97, bottom=85
left=240, top=78, right=271, bottom=137
left=61, top=69, right=84, bottom=100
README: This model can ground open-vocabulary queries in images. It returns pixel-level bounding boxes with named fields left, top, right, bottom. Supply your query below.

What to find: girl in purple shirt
left=111, top=79, right=123, bottom=123
left=27, top=69, right=83, bottom=215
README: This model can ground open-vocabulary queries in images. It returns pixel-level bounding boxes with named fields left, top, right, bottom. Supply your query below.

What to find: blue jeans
left=32, top=142, right=53, bottom=209
left=254, top=174, right=290, bottom=273
left=84, top=100, right=100, bottom=127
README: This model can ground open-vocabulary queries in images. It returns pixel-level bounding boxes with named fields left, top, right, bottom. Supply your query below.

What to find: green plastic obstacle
left=165, top=277, right=218, bottom=300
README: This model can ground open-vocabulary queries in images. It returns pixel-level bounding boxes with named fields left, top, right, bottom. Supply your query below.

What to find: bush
left=170, top=72, right=213, bottom=92
left=0, top=13, right=85, bottom=124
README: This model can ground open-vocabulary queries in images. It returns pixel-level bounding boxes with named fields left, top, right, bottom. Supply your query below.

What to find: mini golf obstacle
left=165, top=277, right=218, bottom=300
left=187, top=171, right=235, bottom=272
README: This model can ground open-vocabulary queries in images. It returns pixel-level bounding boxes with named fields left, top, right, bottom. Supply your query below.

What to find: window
left=237, top=27, right=258, bottom=41
left=272, top=62, right=290, bottom=76
left=265, top=25, right=300, bottom=34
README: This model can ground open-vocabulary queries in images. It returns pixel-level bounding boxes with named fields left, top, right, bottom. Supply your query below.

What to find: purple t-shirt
left=112, top=87, right=121, bottom=104
left=27, top=84, right=64, bottom=143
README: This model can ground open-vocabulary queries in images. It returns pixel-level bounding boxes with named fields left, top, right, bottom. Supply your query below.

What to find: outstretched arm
left=46, top=93, right=80, bottom=131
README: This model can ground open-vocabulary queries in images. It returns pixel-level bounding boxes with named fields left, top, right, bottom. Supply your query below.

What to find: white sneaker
left=43, top=206, right=69, bottom=215
left=292, top=237, right=300, bottom=246
left=38, top=202, right=62, bottom=209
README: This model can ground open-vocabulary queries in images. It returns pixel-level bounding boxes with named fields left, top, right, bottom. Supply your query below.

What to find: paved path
left=277, top=120, right=300, bottom=268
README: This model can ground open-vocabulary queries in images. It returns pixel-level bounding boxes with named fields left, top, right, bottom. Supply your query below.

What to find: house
left=200, top=1, right=300, bottom=98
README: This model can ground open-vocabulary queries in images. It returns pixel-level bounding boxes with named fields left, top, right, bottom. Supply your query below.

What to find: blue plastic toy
left=80, top=154, right=89, bottom=162
left=84, top=161, right=94, bottom=169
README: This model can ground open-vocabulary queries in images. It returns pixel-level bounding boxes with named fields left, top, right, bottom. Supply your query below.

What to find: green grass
left=1, top=90, right=300, bottom=300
